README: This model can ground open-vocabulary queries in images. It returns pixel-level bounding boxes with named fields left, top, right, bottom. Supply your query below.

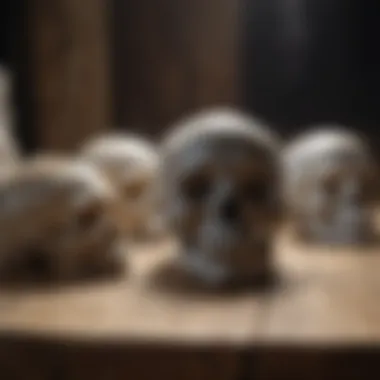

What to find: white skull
left=283, top=127, right=377, bottom=245
left=0, top=155, right=124, bottom=281
left=161, top=108, right=281, bottom=286
left=81, top=133, right=163, bottom=239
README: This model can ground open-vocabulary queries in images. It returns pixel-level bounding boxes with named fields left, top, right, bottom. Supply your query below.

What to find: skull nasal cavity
left=221, top=196, right=240, bottom=223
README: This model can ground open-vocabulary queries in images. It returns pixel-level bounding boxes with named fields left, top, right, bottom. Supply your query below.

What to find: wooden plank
left=28, top=0, right=111, bottom=151
left=0, top=231, right=379, bottom=346
left=0, top=239, right=267, bottom=347
left=0, top=240, right=248, bottom=378
left=0, top=337, right=239, bottom=380
left=252, top=348, right=380, bottom=380
left=60, top=345, right=239, bottom=380
left=111, top=0, right=238, bottom=136
left=259, top=227, right=380, bottom=342
left=1, top=222, right=380, bottom=376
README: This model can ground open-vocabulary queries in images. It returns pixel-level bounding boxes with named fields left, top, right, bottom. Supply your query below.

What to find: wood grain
left=0, top=239, right=267, bottom=346
left=263, top=230, right=380, bottom=343
left=0, top=337, right=239, bottom=380
left=1, top=224, right=380, bottom=377
left=28, top=0, right=111, bottom=151
left=111, top=0, right=238, bottom=136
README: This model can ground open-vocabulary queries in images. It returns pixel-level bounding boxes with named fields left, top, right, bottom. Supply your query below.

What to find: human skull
left=283, top=127, right=377, bottom=245
left=81, top=133, right=163, bottom=239
left=161, top=108, right=281, bottom=286
left=0, top=155, right=125, bottom=281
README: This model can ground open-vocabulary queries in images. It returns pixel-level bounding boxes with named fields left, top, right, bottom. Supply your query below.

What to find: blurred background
left=2, top=1, right=380, bottom=153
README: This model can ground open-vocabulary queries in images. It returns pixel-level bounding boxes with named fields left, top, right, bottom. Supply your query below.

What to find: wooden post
left=28, top=0, right=111, bottom=151
left=110, top=0, right=239, bottom=136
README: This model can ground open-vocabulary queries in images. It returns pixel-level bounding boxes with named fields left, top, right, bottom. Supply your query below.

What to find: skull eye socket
left=244, top=177, right=270, bottom=203
left=77, top=202, right=101, bottom=229
left=322, top=174, right=340, bottom=196
left=181, top=174, right=211, bottom=201
left=124, top=182, right=146, bottom=199
left=24, top=248, right=51, bottom=277
left=361, top=168, right=377, bottom=200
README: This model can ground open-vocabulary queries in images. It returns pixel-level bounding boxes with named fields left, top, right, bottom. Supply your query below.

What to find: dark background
left=3, top=0, right=380, bottom=152
left=242, top=0, right=380, bottom=145
left=0, top=0, right=36, bottom=153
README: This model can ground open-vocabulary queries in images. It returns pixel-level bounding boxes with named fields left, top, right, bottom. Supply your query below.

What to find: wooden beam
left=111, top=0, right=239, bottom=136
left=28, top=0, right=111, bottom=151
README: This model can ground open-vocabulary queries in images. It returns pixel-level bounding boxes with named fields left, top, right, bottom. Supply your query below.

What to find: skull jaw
left=0, top=242, right=125, bottom=283
left=46, top=220, right=126, bottom=281
left=179, top=241, right=272, bottom=288
left=117, top=203, right=163, bottom=240
left=132, top=214, right=167, bottom=242
left=300, top=213, right=374, bottom=246
left=308, top=226, right=373, bottom=246
left=51, top=241, right=126, bottom=282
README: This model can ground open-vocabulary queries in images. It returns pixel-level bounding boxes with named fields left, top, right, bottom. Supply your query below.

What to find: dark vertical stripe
left=9, top=0, right=38, bottom=153
left=241, top=0, right=380, bottom=147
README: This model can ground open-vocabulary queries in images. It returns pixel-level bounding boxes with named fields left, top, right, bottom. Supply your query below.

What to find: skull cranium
left=283, top=127, right=377, bottom=245
left=161, top=108, right=281, bottom=286
left=81, top=133, right=163, bottom=240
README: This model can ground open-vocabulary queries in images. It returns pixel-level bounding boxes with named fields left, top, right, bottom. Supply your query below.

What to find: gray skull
left=161, top=108, right=281, bottom=286
left=283, top=127, right=377, bottom=245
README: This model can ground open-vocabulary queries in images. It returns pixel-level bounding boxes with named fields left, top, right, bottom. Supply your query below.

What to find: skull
left=161, top=108, right=281, bottom=286
left=0, top=155, right=125, bottom=281
left=283, top=127, right=377, bottom=245
left=81, top=133, right=163, bottom=239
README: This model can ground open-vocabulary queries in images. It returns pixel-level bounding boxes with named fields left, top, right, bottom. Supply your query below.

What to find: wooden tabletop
left=0, top=228, right=379, bottom=347
left=1, top=227, right=380, bottom=379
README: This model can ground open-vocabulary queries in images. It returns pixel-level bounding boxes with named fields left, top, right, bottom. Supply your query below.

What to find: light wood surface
left=1, top=226, right=380, bottom=379
left=0, top=228, right=379, bottom=347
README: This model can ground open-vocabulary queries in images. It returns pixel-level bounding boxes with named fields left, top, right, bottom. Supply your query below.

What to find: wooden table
left=0, top=230, right=380, bottom=380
